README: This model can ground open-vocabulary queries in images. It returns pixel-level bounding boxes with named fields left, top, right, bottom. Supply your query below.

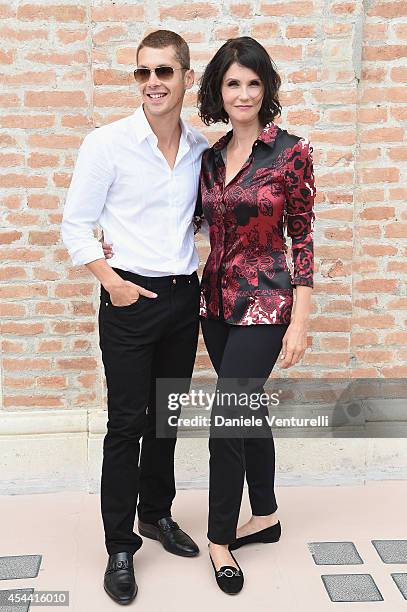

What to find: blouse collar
left=212, top=121, right=279, bottom=151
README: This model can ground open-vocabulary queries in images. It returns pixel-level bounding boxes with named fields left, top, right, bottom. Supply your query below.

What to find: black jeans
left=98, top=267, right=200, bottom=555
left=201, top=317, right=289, bottom=544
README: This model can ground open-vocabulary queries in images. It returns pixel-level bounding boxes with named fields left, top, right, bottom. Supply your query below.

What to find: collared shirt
left=61, top=105, right=208, bottom=276
left=195, top=122, right=316, bottom=325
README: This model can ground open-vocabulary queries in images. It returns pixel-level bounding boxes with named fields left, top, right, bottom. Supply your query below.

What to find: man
left=61, top=30, right=208, bottom=605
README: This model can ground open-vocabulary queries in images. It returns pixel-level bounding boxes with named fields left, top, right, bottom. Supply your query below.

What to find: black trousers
left=201, top=317, right=289, bottom=544
left=98, top=267, right=200, bottom=555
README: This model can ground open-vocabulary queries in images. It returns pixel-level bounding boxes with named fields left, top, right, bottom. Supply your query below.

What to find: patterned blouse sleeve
left=284, top=137, right=316, bottom=288
left=192, top=180, right=205, bottom=235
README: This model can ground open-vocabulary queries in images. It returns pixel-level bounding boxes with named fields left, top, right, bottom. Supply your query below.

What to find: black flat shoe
left=229, top=520, right=281, bottom=551
left=208, top=545, right=244, bottom=595
left=103, top=551, right=138, bottom=605
left=138, top=517, right=200, bottom=557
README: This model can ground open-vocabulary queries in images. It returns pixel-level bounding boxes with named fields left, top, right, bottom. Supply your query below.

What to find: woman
left=193, top=36, right=316, bottom=594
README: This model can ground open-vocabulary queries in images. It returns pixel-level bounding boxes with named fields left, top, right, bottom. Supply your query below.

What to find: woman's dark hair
left=197, top=36, right=282, bottom=127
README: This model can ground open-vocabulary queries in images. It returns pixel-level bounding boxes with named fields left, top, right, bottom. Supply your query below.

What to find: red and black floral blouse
left=194, top=121, right=316, bottom=326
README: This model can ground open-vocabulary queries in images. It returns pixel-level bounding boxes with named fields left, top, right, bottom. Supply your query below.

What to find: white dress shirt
left=61, top=105, right=208, bottom=276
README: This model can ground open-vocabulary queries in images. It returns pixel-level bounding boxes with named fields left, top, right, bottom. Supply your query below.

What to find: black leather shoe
left=138, top=517, right=199, bottom=557
left=104, top=552, right=138, bottom=605
left=228, top=520, right=281, bottom=551
left=209, top=546, right=244, bottom=595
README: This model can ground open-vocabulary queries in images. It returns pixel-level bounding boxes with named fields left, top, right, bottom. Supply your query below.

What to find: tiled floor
left=1, top=480, right=407, bottom=611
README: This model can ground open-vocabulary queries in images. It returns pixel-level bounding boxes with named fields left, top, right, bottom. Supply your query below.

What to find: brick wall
left=1, top=0, right=407, bottom=414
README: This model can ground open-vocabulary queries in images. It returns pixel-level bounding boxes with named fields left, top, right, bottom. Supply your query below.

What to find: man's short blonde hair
left=137, top=30, right=190, bottom=70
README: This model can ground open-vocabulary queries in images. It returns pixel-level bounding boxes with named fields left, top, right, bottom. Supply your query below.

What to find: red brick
left=160, top=3, right=218, bottom=20
left=0, top=49, right=15, bottom=64
left=25, top=90, right=87, bottom=108
left=0, top=303, right=26, bottom=317
left=37, top=376, right=67, bottom=389
left=2, top=322, right=45, bottom=335
left=4, top=395, right=63, bottom=408
left=28, top=153, right=59, bottom=168
left=384, top=222, right=407, bottom=238
left=57, top=357, right=98, bottom=370
left=351, top=331, right=379, bottom=346
left=250, top=21, right=279, bottom=40
left=381, top=365, right=407, bottom=377
left=93, top=69, right=132, bottom=86
left=35, top=302, right=65, bottom=315
left=0, top=284, right=47, bottom=299
left=25, top=50, right=88, bottom=65
left=18, top=4, right=86, bottom=22
left=286, top=24, right=316, bottom=38
left=331, top=3, right=357, bottom=15
left=0, top=174, right=47, bottom=188
left=3, top=358, right=51, bottom=371
left=92, top=26, right=127, bottom=45
left=361, top=167, right=399, bottom=183
left=0, top=266, right=27, bottom=281
left=57, top=29, right=88, bottom=44
left=352, top=314, right=395, bottom=328
left=385, top=331, right=407, bottom=344
left=0, top=93, right=20, bottom=108
left=4, top=376, right=35, bottom=389
left=355, top=279, right=398, bottom=292
left=369, top=2, right=407, bottom=18
left=28, top=194, right=59, bottom=209
left=320, top=336, right=350, bottom=350
left=0, top=70, right=55, bottom=86
left=308, top=317, right=351, bottom=332
left=91, top=4, right=144, bottom=21
left=230, top=3, right=253, bottom=17
left=0, top=231, right=22, bottom=244
left=363, top=44, right=407, bottom=62
left=1, top=340, right=26, bottom=352
left=28, top=134, right=82, bottom=149
left=51, top=321, right=95, bottom=335
left=361, top=126, right=405, bottom=141
left=323, top=299, right=352, bottom=313
left=54, top=283, right=94, bottom=298
left=360, top=206, right=395, bottom=220
left=260, top=1, right=313, bottom=16
left=214, top=25, right=240, bottom=40
left=28, top=230, right=60, bottom=245
left=0, top=5, right=16, bottom=18
left=37, top=340, right=63, bottom=352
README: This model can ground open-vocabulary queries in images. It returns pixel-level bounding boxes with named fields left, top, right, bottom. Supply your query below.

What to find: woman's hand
left=280, top=319, right=309, bottom=368
left=280, top=286, right=312, bottom=368
left=100, top=230, right=114, bottom=259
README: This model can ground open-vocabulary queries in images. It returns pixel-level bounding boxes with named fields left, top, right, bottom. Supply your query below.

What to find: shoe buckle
left=218, top=567, right=240, bottom=578
left=108, top=559, right=130, bottom=572
left=161, top=519, right=179, bottom=531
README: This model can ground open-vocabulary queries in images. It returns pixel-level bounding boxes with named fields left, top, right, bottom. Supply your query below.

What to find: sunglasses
left=133, top=66, right=186, bottom=84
